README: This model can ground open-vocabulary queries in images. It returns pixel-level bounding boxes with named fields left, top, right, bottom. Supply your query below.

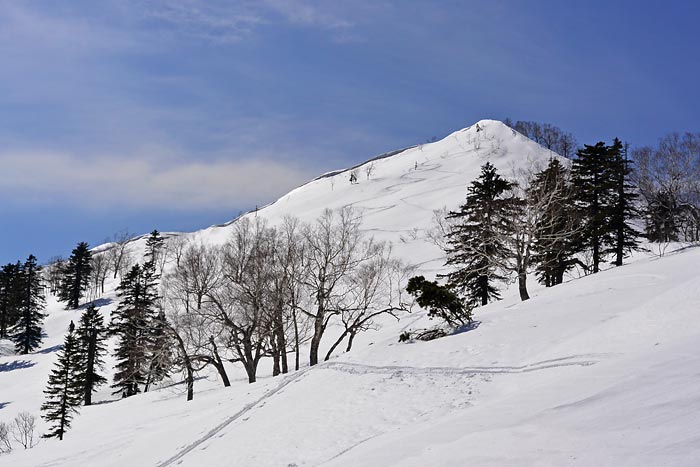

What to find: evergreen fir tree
left=442, top=163, right=519, bottom=307
left=406, top=275, right=472, bottom=327
left=75, top=304, right=108, bottom=406
left=111, top=264, right=159, bottom=398
left=144, top=230, right=165, bottom=274
left=0, top=262, right=22, bottom=339
left=609, top=139, right=641, bottom=266
left=11, top=255, right=47, bottom=354
left=530, top=159, right=581, bottom=286
left=571, top=142, right=617, bottom=273
left=41, top=322, right=83, bottom=440
left=59, top=242, right=93, bottom=309
left=144, top=310, right=173, bottom=392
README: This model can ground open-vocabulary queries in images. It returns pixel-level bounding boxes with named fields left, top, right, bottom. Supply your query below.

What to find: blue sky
left=1, top=0, right=699, bottom=264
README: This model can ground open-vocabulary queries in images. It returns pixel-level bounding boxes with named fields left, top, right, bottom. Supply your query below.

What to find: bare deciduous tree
left=0, top=422, right=12, bottom=453
left=44, top=256, right=65, bottom=296
left=106, top=230, right=132, bottom=279
left=161, top=242, right=232, bottom=391
left=324, top=249, right=412, bottom=361
left=90, top=253, right=110, bottom=298
left=167, top=236, right=189, bottom=269
left=204, top=218, right=277, bottom=383
left=634, top=133, right=700, bottom=243
left=11, top=412, right=37, bottom=449
left=364, top=162, right=375, bottom=180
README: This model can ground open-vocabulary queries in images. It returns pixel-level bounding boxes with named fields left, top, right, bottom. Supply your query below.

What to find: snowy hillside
left=2, top=120, right=700, bottom=466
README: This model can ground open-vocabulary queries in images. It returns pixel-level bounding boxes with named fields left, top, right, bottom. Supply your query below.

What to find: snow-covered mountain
left=3, top=120, right=700, bottom=466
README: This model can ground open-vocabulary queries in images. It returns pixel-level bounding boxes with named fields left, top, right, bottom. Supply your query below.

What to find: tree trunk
left=345, top=331, right=357, bottom=353
left=185, top=362, right=194, bottom=401
left=480, top=275, right=488, bottom=306
left=242, top=339, right=257, bottom=383
left=209, top=337, right=230, bottom=387
left=309, top=309, right=325, bottom=367
left=271, top=336, right=281, bottom=377
left=173, top=329, right=195, bottom=400
left=293, top=310, right=300, bottom=371
left=277, top=320, right=288, bottom=374
left=84, top=330, right=97, bottom=406
left=518, top=270, right=530, bottom=301
left=324, top=328, right=350, bottom=361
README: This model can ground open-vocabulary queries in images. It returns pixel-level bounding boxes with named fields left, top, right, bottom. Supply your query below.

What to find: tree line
left=409, top=132, right=700, bottom=333
left=39, top=213, right=412, bottom=439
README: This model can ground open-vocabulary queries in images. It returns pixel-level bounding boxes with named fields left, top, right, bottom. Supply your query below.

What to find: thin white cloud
left=133, top=0, right=356, bottom=43
left=0, top=152, right=314, bottom=211
left=260, top=0, right=354, bottom=29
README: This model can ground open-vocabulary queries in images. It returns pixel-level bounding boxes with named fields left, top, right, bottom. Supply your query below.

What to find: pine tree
left=11, top=255, right=47, bottom=354
left=41, top=322, right=83, bottom=440
left=75, top=304, right=108, bottom=406
left=59, top=242, right=93, bottom=309
left=144, top=310, right=173, bottom=392
left=0, top=262, right=22, bottom=339
left=571, top=142, right=617, bottom=273
left=406, top=275, right=471, bottom=327
left=530, top=159, right=581, bottom=286
left=144, top=230, right=165, bottom=275
left=609, top=139, right=640, bottom=266
left=111, top=264, right=159, bottom=398
left=442, top=163, right=519, bottom=307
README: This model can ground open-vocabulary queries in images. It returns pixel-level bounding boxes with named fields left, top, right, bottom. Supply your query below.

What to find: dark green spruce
left=110, top=263, right=159, bottom=398
left=442, top=162, right=520, bottom=307
left=11, top=255, right=47, bottom=354
left=59, top=242, right=93, bottom=309
left=75, top=304, right=108, bottom=406
left=41, top=322, right=83, bottom=440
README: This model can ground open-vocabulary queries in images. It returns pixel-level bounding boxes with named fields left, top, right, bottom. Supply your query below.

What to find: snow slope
left=2, top=120, right=699, bottom=466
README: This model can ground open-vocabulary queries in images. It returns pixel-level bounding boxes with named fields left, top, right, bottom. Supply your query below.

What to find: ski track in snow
left=154, top=369, right=311, bottom=467
left=153, top=353, right=607, bottom=466
left=320, top=354, right=606, bottom=377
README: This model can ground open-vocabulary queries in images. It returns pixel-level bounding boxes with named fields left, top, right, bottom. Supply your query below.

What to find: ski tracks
left=154, top=353, right=608, bottom=466
left=320, top=353, right=608, bottom=378
left=154, top=368, right=310, bottom=467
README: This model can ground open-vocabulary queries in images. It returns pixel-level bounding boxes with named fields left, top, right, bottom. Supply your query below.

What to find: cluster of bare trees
left=159, top=208, right=411, bottom=400
left=634, top=132, right=700, bottom=243
left=503, top=119, right=578, bottom=159
left=0, top=412, right=38, bottom=454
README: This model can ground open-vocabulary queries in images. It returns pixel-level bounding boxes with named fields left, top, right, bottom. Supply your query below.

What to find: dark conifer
left=59, top=242, right=93, bottom=309
left=571, top=142, right=617, bottom=273
left=41, top=322, right=83, bottom=440
left=144, top=230, right=165, bottom=274
left=11, top=255, right=46, bottom=354
left=0, top=262, right=22, bottom=339
left=144, top=310, right=173, bottom=392
left=75, top=304, right=108, bottom=406
left=406, top=276, right=471, bottom=327
left=442, top=163, right=519, bottom=306
left=111, top=264, right=159, bottom=398
left=609, top=139, right=641, bottom=266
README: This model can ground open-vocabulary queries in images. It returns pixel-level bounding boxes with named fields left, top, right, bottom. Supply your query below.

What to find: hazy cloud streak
left=0, top=152, right=314, bottom=211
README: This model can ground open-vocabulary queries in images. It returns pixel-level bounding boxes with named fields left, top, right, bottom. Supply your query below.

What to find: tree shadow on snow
left=451, top=320, right=481, bottom=335
left=36, top=345, right=63, bottom=354
left=80, top=297, right=113, bottom=309
left=0, top=360, right=36, bottom=372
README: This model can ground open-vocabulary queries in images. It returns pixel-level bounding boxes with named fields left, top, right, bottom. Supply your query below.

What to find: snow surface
left=2, top=120, right=699, bottom=466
